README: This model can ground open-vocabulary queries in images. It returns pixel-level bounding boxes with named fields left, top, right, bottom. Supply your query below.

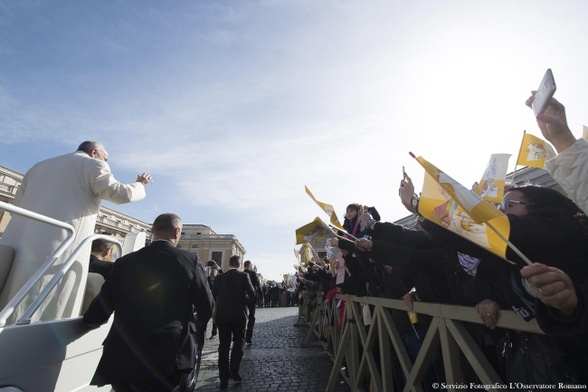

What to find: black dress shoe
left=220, top=379, right=228, bottom=390
left=229, top=372, right=243, bottom=383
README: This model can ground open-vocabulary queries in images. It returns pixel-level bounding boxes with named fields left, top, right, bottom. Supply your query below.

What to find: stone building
left=0, top=166, right=22, bottom=234
left=177, top=224, right=246, bottom=271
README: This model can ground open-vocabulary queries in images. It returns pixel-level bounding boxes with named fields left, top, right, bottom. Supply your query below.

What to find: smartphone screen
left=532, top=69, right=556, bottom=116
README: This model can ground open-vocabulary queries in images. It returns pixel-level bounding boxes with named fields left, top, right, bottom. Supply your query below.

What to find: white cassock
left=0, top=151, right=146, bottom=323
left=546, top=138, right=588, bottom=216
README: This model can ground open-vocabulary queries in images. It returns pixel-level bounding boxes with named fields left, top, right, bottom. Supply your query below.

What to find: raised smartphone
left=532, top=69, right=556, bottom=116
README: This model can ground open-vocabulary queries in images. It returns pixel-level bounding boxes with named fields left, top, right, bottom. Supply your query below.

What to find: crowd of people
left=259, top=280, right=299, bottom=307
left=293, top=94, right=588, bottom=390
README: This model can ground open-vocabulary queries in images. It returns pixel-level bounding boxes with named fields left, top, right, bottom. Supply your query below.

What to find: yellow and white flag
left=293, top=248, right=302, bottom=265
left=305, top=186, right=344, bottom=230
left=474, top=153, right=511, bottom=203
left=298, top=242, right=316, bottom=264
left=516, top=131, right=556, bottom=169
left=303, top=244, right=314, bottom=264
left=412, top=153, right=511, bottom=260
left=295, top=217, right=337, bottom=245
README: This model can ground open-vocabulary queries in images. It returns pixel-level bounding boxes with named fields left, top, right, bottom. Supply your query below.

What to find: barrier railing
left=298, top=293, right=545, bottom=392
left=294, top=291, right=310, bottom=326
left=0, top=200, right=123, bottom=326
left=295, top=289, right=320, bottom=327
left=0, top=201, right=75, bottom=326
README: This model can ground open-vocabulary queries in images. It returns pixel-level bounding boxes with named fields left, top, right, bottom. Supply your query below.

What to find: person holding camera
left=521, top=94, right=588, bottom=359
left=525, top=93, right=588, bottom=215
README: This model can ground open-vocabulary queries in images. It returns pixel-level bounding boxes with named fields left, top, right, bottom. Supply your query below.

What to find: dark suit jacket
left=212, top=268, right=255, bottom=323
left=89, top=254, right=113, bottom=280
left=244, top=268, right=261, bottom=299
left=83, top=240, right=214, bottom=386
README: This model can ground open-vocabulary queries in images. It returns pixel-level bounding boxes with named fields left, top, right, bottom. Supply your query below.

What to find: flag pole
left=485, top=221, right=533, bottom=265
left=328, top=224, right=357, bottom=243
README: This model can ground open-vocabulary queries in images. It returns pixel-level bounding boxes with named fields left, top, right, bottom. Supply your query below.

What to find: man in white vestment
left=0, top=141, right=152, bottom=323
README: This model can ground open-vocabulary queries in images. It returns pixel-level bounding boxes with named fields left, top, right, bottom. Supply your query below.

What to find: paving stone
left=194, top=307, right=351, bottom=391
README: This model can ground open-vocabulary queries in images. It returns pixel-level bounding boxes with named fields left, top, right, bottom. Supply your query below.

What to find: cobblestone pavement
left=194, top=306, right=351, bottom=392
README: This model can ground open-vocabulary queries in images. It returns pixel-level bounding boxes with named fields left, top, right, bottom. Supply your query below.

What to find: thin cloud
left=3, top=1, right=588, bottom=280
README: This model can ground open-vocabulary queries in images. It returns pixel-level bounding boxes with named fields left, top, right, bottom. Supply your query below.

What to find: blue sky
left=2, top=1, right=588, bottom=281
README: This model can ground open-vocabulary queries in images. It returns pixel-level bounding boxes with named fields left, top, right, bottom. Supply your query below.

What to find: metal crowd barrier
left=297, top=292, right=546, bottom=392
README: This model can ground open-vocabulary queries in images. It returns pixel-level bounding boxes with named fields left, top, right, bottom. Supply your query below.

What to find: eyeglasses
left=499, top=199, right=529, bottom=212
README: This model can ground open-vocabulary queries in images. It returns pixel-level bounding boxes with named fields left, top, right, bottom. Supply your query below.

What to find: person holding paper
left=522, top=94, right=588, bottom=347
left=525, top=94, right=588, bottom=214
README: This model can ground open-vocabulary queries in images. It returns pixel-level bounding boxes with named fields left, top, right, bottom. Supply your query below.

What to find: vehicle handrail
left=0, top=201, right=75, bottom=327
left=18, top=234, right=123, bottom=325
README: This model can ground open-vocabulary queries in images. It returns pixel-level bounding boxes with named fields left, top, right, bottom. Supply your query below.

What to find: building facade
left=177, top=224, right=246, bottom=271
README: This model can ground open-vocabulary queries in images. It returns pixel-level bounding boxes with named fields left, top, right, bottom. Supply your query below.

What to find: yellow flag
left=298, top=242, right=315, bottom=264
left=303, top=242, right=327, bottom=265
left=305, top=186, right=344, bottom=230
left=413, top=153, right=511, bottom=259
left=474, top=153, right=511, bottom=203
left=516, top=132, right=556, bottom=169
left=295, top=217, right=337, bottom=245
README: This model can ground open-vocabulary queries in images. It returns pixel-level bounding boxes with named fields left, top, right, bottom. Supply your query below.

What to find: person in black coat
left=83, top=213, right=214, bottom=392
left=212, top=255, right=256, bottom=389
left=243, top=259, right=261, bottom=344
left=207, top=266, right=219, bottom=339
left=89, top=238, right=114, bottom=280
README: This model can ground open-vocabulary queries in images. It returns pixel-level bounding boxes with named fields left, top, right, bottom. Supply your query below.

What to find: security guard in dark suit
left=84, top=213, right=214, bottom=392
left=212, top=255, right=255, bottom=389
